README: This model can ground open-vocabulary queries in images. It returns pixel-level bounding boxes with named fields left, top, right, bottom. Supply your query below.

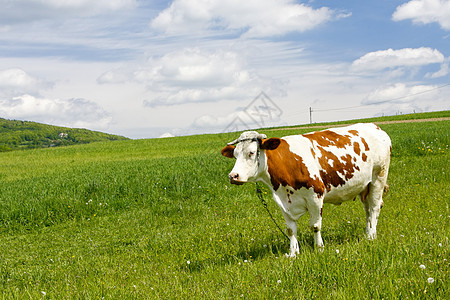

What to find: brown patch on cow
left=362, top=153, right=367, bottom=162
left=303, top=130, right=352, bottom=149
left=348, top=130, right=359, bottom=136
left=353, top=141, right=361, bottom=155
left=361, top=137, right=370, bottom=151
left=265, top=139, right=325, bottom=195
left=343, top=154, right=360, bottom=172
left=316, top=147, right=359, bottom=191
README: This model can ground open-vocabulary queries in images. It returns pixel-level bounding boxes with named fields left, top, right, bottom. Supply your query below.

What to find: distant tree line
left=0, top=118, right=128, bottom=152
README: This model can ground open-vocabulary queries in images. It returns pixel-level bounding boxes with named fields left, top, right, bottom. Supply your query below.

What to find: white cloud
left=127, top=48, right=286, bottom=106
left=426, top=58, right=450, bottom=78
left=351, top=47, right=445, bottom=71
left=192, top=92, right=283, bottom=133
left=0, top=68, right=50, bottom=96
left=362, top=83, right=440, bottom=105
left=150, top=0, right=346, bottom=37
left=97, top=70, right=128, bottom=84
left=360, top=82, right=450, bottom=115
left=0, top=94, right=112, bottom=129
left=192, top=109, right=266, bottom=132
left=0, top=0, right=137, bottom=24
left=392, top=0, right=450, bottom=30
left=40, top=0, right=137, bottom=11
left=0, top=68, right=38, bottom=89
left=141, top=48, right=247, bottom=88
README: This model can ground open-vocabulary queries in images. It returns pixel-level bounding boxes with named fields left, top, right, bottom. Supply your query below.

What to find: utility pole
left=309, top=107, right=312, bottom=124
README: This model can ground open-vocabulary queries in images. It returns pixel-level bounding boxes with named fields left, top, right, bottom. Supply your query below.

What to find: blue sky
left=0, top=0, right=449, bottom=138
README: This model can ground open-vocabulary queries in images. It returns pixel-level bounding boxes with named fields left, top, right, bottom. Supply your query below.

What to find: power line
left=312, top=82, right=450, bottom=113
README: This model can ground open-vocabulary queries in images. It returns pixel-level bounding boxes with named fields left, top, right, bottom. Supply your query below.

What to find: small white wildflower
left=427, top=277, right=435, bottom=284
left=419, top=264, right=426, bottom=270
left=244, top=260, right=248, bottom=263
left=41, top=291, right=46, bottom=296
left=187, top=260, right=191, bottom=265
left=438, top=243, right=442, bottom=247
left=336, top=249, right=339, bottom=254
left=277, top=280, right=281, bottom=284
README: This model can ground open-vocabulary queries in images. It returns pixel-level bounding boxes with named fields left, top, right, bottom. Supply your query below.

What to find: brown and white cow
left=221, top=123, right=391, bottom=257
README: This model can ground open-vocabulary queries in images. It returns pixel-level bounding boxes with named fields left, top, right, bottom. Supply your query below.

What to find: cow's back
left=299, top=123, right=391, bottom=204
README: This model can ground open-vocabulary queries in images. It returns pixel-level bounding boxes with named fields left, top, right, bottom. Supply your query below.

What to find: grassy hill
left=0, top=118, right=128, bottom=151
left=0, top=112, right=448, bottom=298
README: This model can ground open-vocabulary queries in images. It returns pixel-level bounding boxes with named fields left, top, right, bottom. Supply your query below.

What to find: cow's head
left=221, top=131, right=280, bottom=185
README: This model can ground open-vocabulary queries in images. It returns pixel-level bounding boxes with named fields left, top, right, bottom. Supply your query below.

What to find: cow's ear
left=261, top=138, right=281, bottom=150
left=221, top=145, right=235, bottom=158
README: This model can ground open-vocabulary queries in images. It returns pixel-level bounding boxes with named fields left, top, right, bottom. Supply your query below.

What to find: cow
left=221, top=123, right=391, bottom=257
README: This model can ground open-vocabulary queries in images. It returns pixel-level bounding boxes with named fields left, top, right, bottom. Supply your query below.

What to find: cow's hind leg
left=362, top=166, right=389, bottom=240
left=307, top=196, right=324, bottom=250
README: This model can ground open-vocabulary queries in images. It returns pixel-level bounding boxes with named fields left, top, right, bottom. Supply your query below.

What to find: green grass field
left=0, top=112, right=448, bottom=299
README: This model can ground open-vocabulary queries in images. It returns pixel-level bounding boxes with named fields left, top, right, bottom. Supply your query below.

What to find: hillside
left=0, top=118, right=128, bottom=151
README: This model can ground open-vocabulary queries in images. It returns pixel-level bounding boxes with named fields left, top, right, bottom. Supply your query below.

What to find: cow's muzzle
left=229, top=173, right=245, bottom=185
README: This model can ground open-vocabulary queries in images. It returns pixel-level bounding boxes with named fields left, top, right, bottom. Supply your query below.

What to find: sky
left=0, top=0, right=449, bottom=139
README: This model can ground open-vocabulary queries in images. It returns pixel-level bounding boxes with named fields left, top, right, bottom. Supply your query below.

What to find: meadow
left=0, top=112, right=448, bottom=299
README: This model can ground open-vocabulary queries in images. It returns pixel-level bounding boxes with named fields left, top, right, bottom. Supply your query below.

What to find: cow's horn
left=227, top=138, right=240, bottom=146
left=227, top=132, right=267, bottom=145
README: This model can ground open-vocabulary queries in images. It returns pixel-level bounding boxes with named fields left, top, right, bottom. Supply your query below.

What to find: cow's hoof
left=366, top=232, right=377, bottom=240
left=316, top=246, right=324, bottom=252
left=284, top=253, right=297, bottom=258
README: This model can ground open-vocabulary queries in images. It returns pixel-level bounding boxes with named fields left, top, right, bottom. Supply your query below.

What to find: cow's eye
left=249, top=151, right=255, bottom=157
